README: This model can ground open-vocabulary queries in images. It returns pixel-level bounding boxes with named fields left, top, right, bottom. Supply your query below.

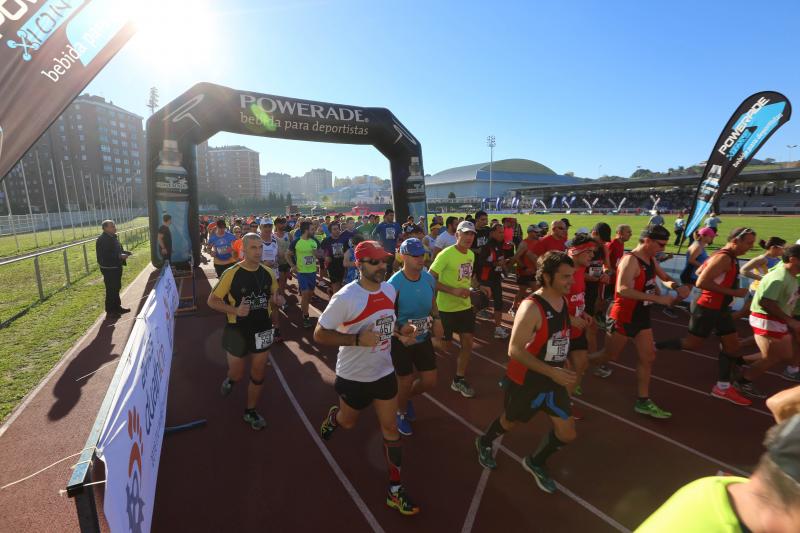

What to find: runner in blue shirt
left=206, top=219, right=239, bottom=277
left=372, top=208, right=402, bottom=279
left=388, top=238, right=443, bottom=435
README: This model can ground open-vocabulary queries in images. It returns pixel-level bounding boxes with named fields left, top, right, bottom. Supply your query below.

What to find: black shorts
left=328, top=263, right=345, bottom=283
left=214, top=262, right=234, bottom=278
left=570, top=331, right=588, bottom=352
left=504, top=377, right=571, bottom=422
left=334, top=372, right=398, bottom=410
left=688, top=304, right=737, bottom=338
left=607, top=313, right=651, bottom=338
left=278, top=263, right=290, bottom=273
left=391, top=337, right=437, bottom=376
left=516, top=274, right=535, bottom=286
left=440, top=308, right=475, bottom=340
left=222, top=321, right=274, bottom=357
left=480, top=278, right=504, bottom=310
left=585, top=282, right=600, bottom=315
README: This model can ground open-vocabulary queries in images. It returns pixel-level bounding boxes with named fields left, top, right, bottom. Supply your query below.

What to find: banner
left=0, top=1, right=137, bottom=182
left=683, top=92, right=791, bottom=242
left=96, top=267, right=178, bottom=533
left=550, top=196, right=557, bottom=209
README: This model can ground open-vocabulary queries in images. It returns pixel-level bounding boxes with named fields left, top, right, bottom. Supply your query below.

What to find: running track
left=0, top=261, right=786, bottom=532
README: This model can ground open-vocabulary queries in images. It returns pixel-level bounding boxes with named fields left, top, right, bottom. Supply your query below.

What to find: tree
left=286, top=192, right=293, bottom=206
left=447, top=191, right=456, bottom=199
left=321, top=195, right=330, bottom=203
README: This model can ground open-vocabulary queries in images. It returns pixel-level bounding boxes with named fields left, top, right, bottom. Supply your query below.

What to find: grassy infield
left=2, top=212, right=799, bottom=423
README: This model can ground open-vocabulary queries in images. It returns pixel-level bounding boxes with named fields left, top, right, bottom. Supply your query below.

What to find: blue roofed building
left=424, top=158, right=583, bottom=199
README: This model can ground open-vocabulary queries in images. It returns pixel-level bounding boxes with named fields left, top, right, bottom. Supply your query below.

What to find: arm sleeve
left=318, top=291, right=349, bottom=330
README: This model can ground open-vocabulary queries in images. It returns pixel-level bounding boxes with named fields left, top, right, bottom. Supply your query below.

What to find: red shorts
left=749, top=312, right=788, bottom=339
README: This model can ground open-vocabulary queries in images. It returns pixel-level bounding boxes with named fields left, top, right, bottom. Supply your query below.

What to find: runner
left=532, top=219, right=568, bottom=257
left=594, top=223, right=632, bottom=378
left=471, top=210, right=491, bottom=252
left=679, top=227, right=715, bottom=286
left=584, top=223, right=612, bottom=350
left=208, top=233, right=284, bottom=430
left=320, top=221, right=350, bottom=295
left=566, top=235, right=598, bottom=396
left=475, top=251, right=578, bottom=494
left=510, top=224, right=541, bottom=315
left=287, top=221, right=319, bottom=328
left=343, top=234, right=364, bottom=285
left=388, top=238, right=442, bottom=436
left=315, top=240, right=420, bottom=516
left=273, top=217, right=292, bottom=311
left=589, top=225, right=690, bottom=418
left=737, top=236, right=787, bottom=320
left=429, top=220, right=478, bottom=398
left=372, top=209, right=402, bottom=279
left=206, top=219, right=238, bottom=278
left=739, top=244, right=800, bottom=398
left=657, top=227, right=756, bottom=405
left=476, top=222, right=510, bottom=339
left=431, top=216, right=458, bottom=258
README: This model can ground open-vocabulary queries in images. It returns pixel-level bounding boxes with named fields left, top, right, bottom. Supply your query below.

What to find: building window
left=75, top=114, right=81, bottom=120
left=81, top=155, right=87, bottom=161
left=103, top=164, right=112, bottom=172
left=79, top=134, right=85, bottom=141
left=76, top=124, right=83, bottom=130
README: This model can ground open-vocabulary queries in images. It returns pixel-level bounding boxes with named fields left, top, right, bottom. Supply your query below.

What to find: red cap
left=354, top=240, right=392, bottom=261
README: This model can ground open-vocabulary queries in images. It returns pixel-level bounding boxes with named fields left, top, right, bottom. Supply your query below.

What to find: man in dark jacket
left=96, top=220, right=131, bottom=315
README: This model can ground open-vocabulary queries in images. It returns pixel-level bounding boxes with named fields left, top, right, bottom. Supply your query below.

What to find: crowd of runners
left=198, top=208, right=800, bottom=524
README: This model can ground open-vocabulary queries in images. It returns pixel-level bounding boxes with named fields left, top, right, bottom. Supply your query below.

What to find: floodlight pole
left=487, top=135, right=496, bottom=203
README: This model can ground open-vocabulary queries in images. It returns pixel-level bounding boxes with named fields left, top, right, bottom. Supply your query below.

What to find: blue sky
left=86, top=0, right=800, bottom=180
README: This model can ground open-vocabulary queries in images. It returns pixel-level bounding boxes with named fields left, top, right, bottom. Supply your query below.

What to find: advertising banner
left=683, top=92, right=791, bottom=243
left=0, top=0, right=136, bottom=182
left=95, top=267, right=178, bottom=533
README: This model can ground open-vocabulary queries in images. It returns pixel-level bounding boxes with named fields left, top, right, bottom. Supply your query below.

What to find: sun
left=127, top=0, right=223, bottom=77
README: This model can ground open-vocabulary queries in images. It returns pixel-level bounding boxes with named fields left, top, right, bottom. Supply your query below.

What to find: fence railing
left=0, top=225, right=149, bottom=327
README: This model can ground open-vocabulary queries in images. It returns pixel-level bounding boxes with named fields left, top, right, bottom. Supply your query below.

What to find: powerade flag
left=682, top=92, right=791, bottom=243
left=0, top=1, right=136, bottom=182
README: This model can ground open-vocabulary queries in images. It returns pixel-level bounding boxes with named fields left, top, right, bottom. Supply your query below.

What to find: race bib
left=376, top=315, right=395, bottom=344
left=458, top=262, right=473, bottom=281
left=589, top=266, right=603, bottom=277
left=643, top=286, right=656, bottom=306
left=254, top=329, right=274, bottom=350
left=386, top=227, right=396, bottom=240
left=332, top=243, right=344, bottom=258
left=303, top=255, right=315, bottom=266
left=544, top=332, right=569, bottom=363
left=409, top=317, right=432, bottom=337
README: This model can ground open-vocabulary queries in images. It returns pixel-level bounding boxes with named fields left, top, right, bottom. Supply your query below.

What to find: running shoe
left=493, top=326, right=510, bottom=339
left=734, top=381, right=768, bottom=399
left=220, top=377, right=234, bottom=397
left=662, top=308, right=678, bottom=318
left=573, top=384, right=583, bottom=397
left=386, top=486, right=420, bottom=516
left=396, top=413, right=413, bottom=436
left=477, top=309, right=493, bottom=319
left=509, top=308, right=516, bottom=318
left=782, top=368, right=800, bottom=382
left=475, top=437, right=497, bottom=470
left=571, top=404, right=584, bottom=420
left=320, top=405, right=339, bottom=441
left=634, top=399, right=672, bottom=419
left=593, top=365, right=613, bottom=378
left=451, top=379, right=476, bottom=398
left=711, top=385, right=752, bottom=406
left=521, top=456, right=556, bottom=494
left=243, top=410, right=267, bottom=430
left=405, top=400, right=417, bottom=422
left=302, top=316, right=314, bottom=329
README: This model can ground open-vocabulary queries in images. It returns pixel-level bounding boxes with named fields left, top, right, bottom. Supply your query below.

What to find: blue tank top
left=681, top=247, right=708, bottom=284
left=388, top=269, right=436, bottom=343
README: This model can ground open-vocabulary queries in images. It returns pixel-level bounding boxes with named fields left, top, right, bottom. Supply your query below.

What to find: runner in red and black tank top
left=696, top=248, right=739, bottom=310
left=507, top=293, right=571, bottom=386
left=610, top=253, right=657, bottom=326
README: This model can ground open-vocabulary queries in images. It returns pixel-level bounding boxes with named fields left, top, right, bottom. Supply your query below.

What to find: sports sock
left=529, top=430, right=566, bottom=467
left=718, top=352, right=734, bottom=383
left=480, top=417, right=507, bottom=447
left=454, top=375, right=465, bottom=383
left=655, top=338, right=682, bottom=350
left=384, top=438, right=403, bottom=488
left=716, top=381, right=730, bottom=390
left=787, top=365, right=800, bottom=373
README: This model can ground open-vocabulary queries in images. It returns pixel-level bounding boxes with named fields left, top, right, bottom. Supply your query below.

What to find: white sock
left=787, top=366, right=799, bottom=373
left=717, top=381, right=730, bottom=390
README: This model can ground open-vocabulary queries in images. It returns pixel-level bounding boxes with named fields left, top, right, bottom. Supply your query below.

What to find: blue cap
left=399, top=238, right=426, bottom=256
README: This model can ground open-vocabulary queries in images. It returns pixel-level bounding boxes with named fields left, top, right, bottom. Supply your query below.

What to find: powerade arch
left=146, top=82, right=427, bottom=267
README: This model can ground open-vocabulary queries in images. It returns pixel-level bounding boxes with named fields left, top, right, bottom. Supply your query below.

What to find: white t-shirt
left=261, top=235, right=278, bottom=263
left=433, top=231, right=457, bottom=251
left=317, top=281, right=397, bottom=382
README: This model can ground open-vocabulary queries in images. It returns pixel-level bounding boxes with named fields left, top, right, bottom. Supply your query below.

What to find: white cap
left=576, top=227, right=590, bottom=235
left=457, top=221, right=476, bottom=233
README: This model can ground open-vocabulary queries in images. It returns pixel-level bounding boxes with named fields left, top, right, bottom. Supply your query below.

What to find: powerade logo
left=718, top=98, right=786, bottom=168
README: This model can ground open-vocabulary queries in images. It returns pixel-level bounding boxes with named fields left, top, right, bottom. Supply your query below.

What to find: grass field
left=428, top=212, right=800, bottom=258
left=0, top=216, right=148, bottom=258
left=0, top=234, right=152, bottom=423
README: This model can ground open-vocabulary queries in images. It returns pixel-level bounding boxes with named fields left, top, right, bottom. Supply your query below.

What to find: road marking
left=467, top=350, right=752, bottom=476
left=461, top=436, right=502, bottom=533
left=422, top=393, right=629, bottom=532
left=272, top=357, right=384, bottom=533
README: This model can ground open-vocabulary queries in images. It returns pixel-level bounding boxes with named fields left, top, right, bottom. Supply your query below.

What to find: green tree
left=286, top=192, right=293, bottom=206
left=447, top=191, right=456, bottom=199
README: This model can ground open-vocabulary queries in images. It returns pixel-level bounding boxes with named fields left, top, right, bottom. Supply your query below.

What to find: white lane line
left=460, top=436, right=502, bottom=533
left=272, top=358, right=384, bottom=533
left=606, top=361, right=772, bottom=418
left=422, top=393, right=629, bottom=533
left=468, top=351, right=752, bottom=476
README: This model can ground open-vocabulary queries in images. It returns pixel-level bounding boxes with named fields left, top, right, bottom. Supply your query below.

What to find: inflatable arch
left=146, top=82, right=426, bottom=267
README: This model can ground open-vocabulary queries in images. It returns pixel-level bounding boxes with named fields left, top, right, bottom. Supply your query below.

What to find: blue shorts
left=297, top=272, right=317, bottom=292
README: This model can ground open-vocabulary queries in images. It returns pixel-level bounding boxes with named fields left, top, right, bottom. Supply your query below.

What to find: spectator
left=96, top=220, right=131, bottom=316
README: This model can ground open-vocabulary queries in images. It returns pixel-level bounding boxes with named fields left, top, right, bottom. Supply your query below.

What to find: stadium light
left=487, top=135, right=496, bottom=202
left=788, top=144, right=799, bottom=163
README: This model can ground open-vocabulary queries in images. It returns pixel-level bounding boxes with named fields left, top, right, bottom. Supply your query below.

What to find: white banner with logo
left=95, top=267, right=178, bottom=533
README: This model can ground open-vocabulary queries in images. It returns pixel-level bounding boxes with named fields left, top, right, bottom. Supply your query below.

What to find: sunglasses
left=735, top=228, right=754, bottom=240
left=361, top=258, right=388, bottom=266
left=654, top=240, right=667, bottom=248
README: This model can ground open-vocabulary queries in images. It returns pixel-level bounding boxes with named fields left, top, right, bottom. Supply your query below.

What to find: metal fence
left=0, top=225, right=149, bottom=326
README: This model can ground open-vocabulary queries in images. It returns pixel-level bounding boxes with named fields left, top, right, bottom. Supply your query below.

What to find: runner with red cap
left=315, top=240, right=420, bottom=515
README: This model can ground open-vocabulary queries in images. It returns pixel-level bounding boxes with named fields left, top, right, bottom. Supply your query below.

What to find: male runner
left=566, top=235, right=598, bottom=394
left=389, top=238, right=443, bottom=436
left=429, top=221, right=478, bottom=398
left=476, top=222, right=510, bottom=339
left=320, top=221, right=350, bottom=295
left=206, top=219, right=238, bottom=278
left=532, top=219, right=568, bottom=257
left=511, top=224, right=541, bottom=314
left=656, top=227, right=756, bottom=405
left=471, top=210, right=491, bottom=252
left=208, top=233, right=284, bottom=430
left=316, top=241, right=420, bottom=515
left=372, top=209, right=402, bottom=278
left=431, top=216, right=458, bottom=258
left=287, top=221, right=319, bottom=328
left=589, top=225, right=690, bottom=418
left=475, top=251, right=578, bottom=493
left=273, top=217, right=291, bottom=310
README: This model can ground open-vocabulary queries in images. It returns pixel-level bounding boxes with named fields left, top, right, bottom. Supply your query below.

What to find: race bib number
left=643, top=286, right=656, bottom=306
left=589, top=266, right=603, bottom=277
left=254, top=329, right=274, bottom=350
left=458, top=262, right=473, bottom=281
left=477, top=236, right=488, bottom=247
left=376, top=315, right=395, bottom=344
left=408, top=317, right=432, bottom=337
left=332, top=243, right=344, bottom=258
left=386, top=227, right=396, bottom=240
left=303, top=255, right=315, bottom=266
left=217, top=245, right=230, bottom=254
left=544, top=332, right=569, bottom=363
